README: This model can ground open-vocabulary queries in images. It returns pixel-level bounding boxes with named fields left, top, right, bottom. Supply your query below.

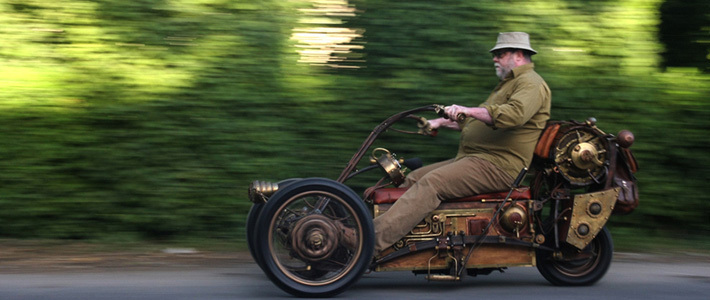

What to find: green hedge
left=0, top=0, right=708, bottom=246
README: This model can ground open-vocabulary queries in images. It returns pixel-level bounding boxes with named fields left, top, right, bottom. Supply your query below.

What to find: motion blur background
left=0, top=0, right=708, bottom=250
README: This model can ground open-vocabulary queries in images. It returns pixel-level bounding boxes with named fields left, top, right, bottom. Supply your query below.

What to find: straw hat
left=490, top=32, right=537, bottom=54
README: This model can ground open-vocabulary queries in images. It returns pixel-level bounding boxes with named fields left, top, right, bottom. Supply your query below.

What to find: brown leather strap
left=622, top=148, right=638, bottom=173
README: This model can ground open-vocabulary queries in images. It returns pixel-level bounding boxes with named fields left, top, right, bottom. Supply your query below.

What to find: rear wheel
left=246, top=203, right=265, bottom=270
left=536, top=226, right=613, bottom=286
left=254, top=178, right=374, bottom=297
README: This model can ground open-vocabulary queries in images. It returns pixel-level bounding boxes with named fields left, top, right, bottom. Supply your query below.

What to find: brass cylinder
left=248, top=180, right=279, bottom=204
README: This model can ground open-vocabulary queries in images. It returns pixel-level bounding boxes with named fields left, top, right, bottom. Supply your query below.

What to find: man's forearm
left=466, top=107, right=493, bottom=125
left=445, top=105, right=493, bottom=125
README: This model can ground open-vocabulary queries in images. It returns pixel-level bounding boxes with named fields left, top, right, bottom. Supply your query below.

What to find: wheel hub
left=291, top=215, right=339, bottom=262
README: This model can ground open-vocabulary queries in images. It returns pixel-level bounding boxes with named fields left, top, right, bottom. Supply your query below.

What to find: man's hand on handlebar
left=436, top=104, right=494, bottom=126
left=427, top=116, right=461, bottom=131
left=444, top=104, right=469, bottom=122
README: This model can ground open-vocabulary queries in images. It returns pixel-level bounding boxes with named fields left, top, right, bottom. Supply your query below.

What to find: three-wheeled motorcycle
left=246, top=105, right=639, bottom=297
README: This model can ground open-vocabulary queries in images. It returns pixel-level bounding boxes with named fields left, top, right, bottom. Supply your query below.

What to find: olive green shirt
left=455, top=63, right=551, bottom=178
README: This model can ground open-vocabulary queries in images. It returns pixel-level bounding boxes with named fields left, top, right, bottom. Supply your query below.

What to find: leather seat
left=369, top=187, right=531, bottom=205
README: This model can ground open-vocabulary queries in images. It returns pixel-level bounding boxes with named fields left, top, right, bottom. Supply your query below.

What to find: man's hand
left=444, top=104, right=469, bottom=122
left=444, top=104, right=493, bottom=125
left=428, top=117, right=460, bottom=131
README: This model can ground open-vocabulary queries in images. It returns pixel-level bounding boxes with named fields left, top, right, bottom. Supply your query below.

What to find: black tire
left=536, top=226, right=614, bottom=286
left=254, top=178, right=374, bottom=298
left=246, top=203, right=265, bottom=270
left=246, top=179, right=301, bottom=271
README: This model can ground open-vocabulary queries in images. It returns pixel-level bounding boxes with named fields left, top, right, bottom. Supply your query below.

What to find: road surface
left=0, top=251, right=708, bottom=299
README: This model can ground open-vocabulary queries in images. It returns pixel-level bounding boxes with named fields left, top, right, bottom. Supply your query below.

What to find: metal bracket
left=566, top=187, right=620, bottom=249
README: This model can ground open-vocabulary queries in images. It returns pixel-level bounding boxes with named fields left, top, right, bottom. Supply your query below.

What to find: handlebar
left=337, top=105, right=440, bottom=183
left=337, top=104, right=466, bottom=183
left=434, top=104, right=466, bottom=122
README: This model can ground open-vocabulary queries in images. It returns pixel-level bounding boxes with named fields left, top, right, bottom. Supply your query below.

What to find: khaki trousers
left=372, top=156, right=515, bottom=252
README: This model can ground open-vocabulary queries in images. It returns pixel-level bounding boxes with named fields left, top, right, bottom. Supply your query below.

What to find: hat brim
left=490, top=44, right=537, bottom=54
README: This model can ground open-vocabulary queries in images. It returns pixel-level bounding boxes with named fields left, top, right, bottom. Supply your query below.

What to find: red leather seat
left=369, top=187, right=531, bottom=205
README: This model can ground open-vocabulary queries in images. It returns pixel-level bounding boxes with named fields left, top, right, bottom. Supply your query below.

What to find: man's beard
left=495, top=63, right=509, bottom=80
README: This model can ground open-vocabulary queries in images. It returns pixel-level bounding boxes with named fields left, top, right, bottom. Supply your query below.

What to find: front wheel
left=246, top=179, right=301, bottom=271
left=536, top=226, right=613, bottom=286
left=254, top=178, right=374, bottom=297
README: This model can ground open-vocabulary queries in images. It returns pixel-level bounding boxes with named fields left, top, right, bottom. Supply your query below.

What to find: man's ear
left=513, top=50, right=528, bottom=64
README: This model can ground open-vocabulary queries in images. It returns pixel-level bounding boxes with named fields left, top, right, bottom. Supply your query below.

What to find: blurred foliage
left=0, top=0, right=708, bottom=247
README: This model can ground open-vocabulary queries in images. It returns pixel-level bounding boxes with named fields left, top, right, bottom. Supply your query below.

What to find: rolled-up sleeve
left=483, top=81, right=545, bottom=129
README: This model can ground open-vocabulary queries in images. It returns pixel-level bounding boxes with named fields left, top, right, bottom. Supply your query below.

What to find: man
left=371, top=32, right=551, bottom=252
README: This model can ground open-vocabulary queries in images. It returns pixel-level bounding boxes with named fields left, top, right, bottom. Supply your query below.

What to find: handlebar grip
left=434, top=105, right=466, bottom=122
left=434, top=105, right=447, bottom=118
left=456, top=113, right=466, bottom=122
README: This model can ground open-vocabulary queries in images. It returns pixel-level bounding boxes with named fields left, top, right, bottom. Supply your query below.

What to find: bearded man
left=372, top=32, right=551, bottom=252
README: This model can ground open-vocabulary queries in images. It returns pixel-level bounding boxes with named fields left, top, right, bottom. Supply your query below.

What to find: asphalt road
left=1, top=253, right=708, bottom=300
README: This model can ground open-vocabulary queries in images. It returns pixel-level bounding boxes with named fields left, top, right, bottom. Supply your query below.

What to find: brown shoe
left=335, top=221, right=358, bottom=250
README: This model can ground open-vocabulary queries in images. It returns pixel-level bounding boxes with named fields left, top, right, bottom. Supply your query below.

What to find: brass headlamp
left=370, top=148, right=405, bottom=186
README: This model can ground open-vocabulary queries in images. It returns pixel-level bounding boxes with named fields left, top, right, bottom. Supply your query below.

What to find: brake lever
left=414, top=116, right=438, bottom=136
left=395, top=115, right=437, bottom=136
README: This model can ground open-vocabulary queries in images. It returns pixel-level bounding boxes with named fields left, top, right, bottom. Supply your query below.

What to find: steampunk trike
left=246, top=105, right=639, bottom=297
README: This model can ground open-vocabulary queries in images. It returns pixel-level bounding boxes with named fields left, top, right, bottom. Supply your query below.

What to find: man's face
left=492, top=49, right=515, bottom=80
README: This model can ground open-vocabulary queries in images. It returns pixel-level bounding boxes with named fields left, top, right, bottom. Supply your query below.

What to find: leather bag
left=610, top=147, right=640, bottom=215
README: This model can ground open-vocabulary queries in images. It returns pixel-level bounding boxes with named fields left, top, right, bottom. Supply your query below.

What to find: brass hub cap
left=291, top=215, right=339, bottom=262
